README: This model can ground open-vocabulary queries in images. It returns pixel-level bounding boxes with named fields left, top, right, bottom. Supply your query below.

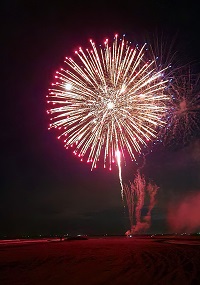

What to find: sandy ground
left=0, top=236, right=200, bottom=285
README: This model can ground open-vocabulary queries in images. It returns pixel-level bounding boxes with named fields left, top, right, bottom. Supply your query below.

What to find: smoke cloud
left=167, top=192, right=200, bottom=233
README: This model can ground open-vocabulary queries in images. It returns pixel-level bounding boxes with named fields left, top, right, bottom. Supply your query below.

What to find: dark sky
left=1, top=0, right=200, bottom=237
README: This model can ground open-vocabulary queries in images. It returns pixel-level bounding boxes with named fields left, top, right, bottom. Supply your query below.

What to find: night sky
left=1, top=0, right=200, bottom=237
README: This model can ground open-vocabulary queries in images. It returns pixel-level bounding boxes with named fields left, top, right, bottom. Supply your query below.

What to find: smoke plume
left=167, top=192, right=200, bottom=233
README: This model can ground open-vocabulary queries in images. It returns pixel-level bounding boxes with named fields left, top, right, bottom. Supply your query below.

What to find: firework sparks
left=47, top=35, right=170, bottom=170
left=163, top=67, right=200, bottom=146
left=124, top=172, right=159, bottom=234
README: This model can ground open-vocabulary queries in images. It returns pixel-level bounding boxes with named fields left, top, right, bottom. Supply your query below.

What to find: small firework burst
left=163, top=67, right=200, bottom=147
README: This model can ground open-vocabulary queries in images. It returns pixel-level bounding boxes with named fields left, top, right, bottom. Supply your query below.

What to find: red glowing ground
left=0, top=236, right=200, bottom=285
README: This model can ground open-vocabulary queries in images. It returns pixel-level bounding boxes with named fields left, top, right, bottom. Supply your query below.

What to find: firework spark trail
left=124, top=173, right=146, bottom=232
left=115, top=150, right=124, bottom=199
left=124, top=183, right=135, bottom=229
left=134, top=173, right=146, bottom=226
left=146, top=182, right=159, bottom=215
left=124, top=172, right=159, bottom=234
left=47, top=34, right=171, bottom=171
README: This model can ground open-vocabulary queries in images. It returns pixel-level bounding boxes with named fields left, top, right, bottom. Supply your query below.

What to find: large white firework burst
left=47, top=34, right=171, bottom=170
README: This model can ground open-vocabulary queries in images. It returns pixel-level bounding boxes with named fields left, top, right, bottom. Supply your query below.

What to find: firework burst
left=47, top=35, right=171, bottom=170
left=164, top=67, right=200, bottom=146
